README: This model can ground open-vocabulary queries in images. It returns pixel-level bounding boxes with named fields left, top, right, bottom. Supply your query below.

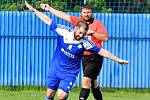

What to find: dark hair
left=81, top=4, right=92, bottom=10
left=76, top=21, right=89, bottom=31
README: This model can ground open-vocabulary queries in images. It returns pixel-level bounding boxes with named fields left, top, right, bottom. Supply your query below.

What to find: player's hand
left=87, top=30, right=94, bottom=36
left=40, top=3, right=50, bottom=11
left=25, top=0, right=35, bottom=11
left=118, top=59, right=130, bottom=65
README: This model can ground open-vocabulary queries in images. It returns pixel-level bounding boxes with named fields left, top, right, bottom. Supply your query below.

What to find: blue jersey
left=49, top=21, right=101, bottom=75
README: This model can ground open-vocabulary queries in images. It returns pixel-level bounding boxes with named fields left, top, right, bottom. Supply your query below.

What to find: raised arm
left=40, top=3, right=71, bottom=23
left=25, top=1, right=52, bottom=26
left=98, top=48, right=129, bottom=64
left=83, top=38, right=129, bottom=64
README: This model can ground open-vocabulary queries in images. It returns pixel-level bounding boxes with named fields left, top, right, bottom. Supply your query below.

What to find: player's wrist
left=44, top=4, right=50, bottom=11
left=32, top=9, right=36, bottom=12
left=31, top=8, right=37, bottom=12
left=116, top=58, right=121, bottom=63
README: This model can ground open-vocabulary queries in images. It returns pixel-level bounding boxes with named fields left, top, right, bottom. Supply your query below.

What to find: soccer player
left=25, top=1, right=129, bottom=100
left=40, top=3, right=108, bottom=100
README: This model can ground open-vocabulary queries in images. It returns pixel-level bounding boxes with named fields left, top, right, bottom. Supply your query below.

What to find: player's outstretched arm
left=40, top=3, right=71, bottom=23
left=98, top=48, right=129, bottom=64
left=25, top=1, right=52, bottom=26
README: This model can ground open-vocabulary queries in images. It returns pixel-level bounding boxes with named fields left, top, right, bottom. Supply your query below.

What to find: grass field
left=0, top=87, right=150, bottom=100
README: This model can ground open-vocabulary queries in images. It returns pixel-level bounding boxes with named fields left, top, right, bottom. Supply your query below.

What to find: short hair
left=81, top=4, right=92, bottom=10
left=76, top=21, right=89, bottom=31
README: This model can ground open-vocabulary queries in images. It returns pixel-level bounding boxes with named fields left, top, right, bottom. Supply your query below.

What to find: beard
left=74, top=34, right=83, bottom=41
left=74, top=35, right=81, bottom=41
left=82, top=15, right=92, bottom=22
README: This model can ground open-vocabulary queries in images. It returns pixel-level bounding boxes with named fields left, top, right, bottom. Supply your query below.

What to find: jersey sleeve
left=70, top=16, right=81, bottom=26
left=50, top=21, right=57, bottom=31
left=96, top=20, right=108, bottom=35
left=82, top=37, right=101, bottom=53
left=49, top=21, right=72, bottom=36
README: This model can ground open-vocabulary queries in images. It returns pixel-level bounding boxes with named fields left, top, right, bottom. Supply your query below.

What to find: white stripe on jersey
left=63, top=33, right=80, bottom=44
left=55, top=24, right=80, bottom=44
left=81, top=36, right=96, bottom=50
left=55, top=24, right=73, bottom=36
left=51, top=23, right=97, bottom=50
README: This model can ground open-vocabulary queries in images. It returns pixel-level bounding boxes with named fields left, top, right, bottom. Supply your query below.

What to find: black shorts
left=82, top=54, right=103, bottom=80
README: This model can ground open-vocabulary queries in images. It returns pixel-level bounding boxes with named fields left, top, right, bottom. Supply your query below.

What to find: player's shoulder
left=93, top=18, right=103, bottom=24
left=71, top=16, right=82, bottom=19
left=82, top=36, right=95, bottom=45
left=57, top=24, right=73, bottom=32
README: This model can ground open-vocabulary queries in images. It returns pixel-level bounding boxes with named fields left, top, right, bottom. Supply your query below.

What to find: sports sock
left=91, top=86, right=103, bottom=100
left=79, top=88, right=90, bottom=100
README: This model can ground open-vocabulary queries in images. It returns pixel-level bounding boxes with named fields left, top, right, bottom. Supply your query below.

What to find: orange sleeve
left=96, top=21, right=108, bottom=35
left=70, top=16, right=82, bottom=26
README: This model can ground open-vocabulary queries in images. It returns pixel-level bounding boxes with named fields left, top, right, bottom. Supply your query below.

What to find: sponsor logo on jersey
left=67, top=45, right=72, bottom=50
left=61, top=48, right=75, bottom=58
left=77, top=44, right=82, bottom=49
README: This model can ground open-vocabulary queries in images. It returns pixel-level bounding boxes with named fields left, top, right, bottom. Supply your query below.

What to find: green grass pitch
left=0, top=87, right=150, bottom=100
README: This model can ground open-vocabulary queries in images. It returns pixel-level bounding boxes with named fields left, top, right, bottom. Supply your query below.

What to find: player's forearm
left=92, top=32, right=108, bottom=41
left=33, top=9, right=52, bottom=25
left=25, top=1, right=52, bottom=25
left=46, top=6, right=71, bottom=23
left=98, top=48, right=120, bottom=62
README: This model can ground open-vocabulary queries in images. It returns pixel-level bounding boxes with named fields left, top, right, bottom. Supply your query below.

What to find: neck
left=83, top=18, right=94, bottom=24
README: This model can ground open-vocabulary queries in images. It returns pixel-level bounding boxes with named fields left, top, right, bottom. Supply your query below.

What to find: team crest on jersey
left=67, top=45, right=72, bottom=50
left=77, top=44, right=82, bottom=49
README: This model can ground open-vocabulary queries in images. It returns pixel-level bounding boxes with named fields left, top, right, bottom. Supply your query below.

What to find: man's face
left=81, top=8, right=92, bottom=21
left=74, top=27, right=87, bottom=41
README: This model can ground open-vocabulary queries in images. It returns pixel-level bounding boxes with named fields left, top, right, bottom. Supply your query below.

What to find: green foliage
left=0, top=0, right=68, bottom=11
left=0, top=0, right=149, bottom=13
left=86, top=0, right=112, bottom=13
left=0, top=1, right=23, bottom=11
left=0, top=0, right=109, bottom=12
